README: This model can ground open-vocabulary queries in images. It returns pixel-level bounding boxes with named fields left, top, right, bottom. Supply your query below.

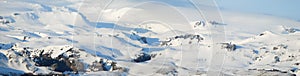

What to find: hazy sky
left=128, top=0, right=300, bottom=21
left=216, top=0, right=300, bottom=20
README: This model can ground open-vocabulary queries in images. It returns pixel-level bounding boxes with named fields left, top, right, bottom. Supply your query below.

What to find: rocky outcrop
left=133, top=53, right=152, bottom=62
left=221, top=42, right=237, bottom=51
left=0, top=45, right=127, bottom=75
left=133, top=53, right=157, bottom=62
left=161, top=34, right=204, bottom=46
left=285, top=28, right=299, bottom=33
left=248, top=68, right=296, bottom=76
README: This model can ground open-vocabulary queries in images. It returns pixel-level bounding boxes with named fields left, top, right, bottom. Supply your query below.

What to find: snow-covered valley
left=0, top=0, right=300, bottom=76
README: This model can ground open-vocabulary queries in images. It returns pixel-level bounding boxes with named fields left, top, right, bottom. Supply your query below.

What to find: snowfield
left=0, top=0, right=300, bottom=76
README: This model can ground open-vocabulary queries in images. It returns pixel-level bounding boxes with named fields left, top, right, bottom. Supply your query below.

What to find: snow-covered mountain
left=1, top=0, right=300, bottom=76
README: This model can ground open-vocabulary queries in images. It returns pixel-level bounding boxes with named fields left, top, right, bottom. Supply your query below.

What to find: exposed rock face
left=133, top=53, right=152, bottom=62
left=161, top=34, right=204, bottom=46
left=194, top=21, right=206, bottom=27
left=285, top=28, right=298, bottom=33
left=90, top=60, right=104, bottom=71
left=90, top=59, right=127, bottom=72
left=0, top=45, right=127, bottom=75
left=221, top=42, right=237, bottom=51
left=281, top=26, right=299, bottom=34
left=248, top=68, right=296, bottom=76
left=31, top=47, right=78, bottom=72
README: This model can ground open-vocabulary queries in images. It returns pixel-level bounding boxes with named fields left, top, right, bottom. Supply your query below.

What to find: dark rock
left=90, top=61, right=104, bottom=71
left=259, top=33, right=264, bottom=36
left=49, top=60, right=73, bottom=72
left=253, top=50, right=259, bottom=54
left=290, top=68, right=298, bottom=72
left=194, top=21, right=205, bottom=27
left=274, top=56, right=280, bottom=63
left=1, top=45, right=126, bottom=74
left=13, top=13, right=20, bottom=16
left=273, top=47, right=278, bottom=50
left=161, top=34, right=204, bottom=46
left=249, top=68, right=291, bottom=74
left=133, top=53, right=152, bottom=62
left=285, top=28, right=298, bottom=33
left=221, top=42, right=237, bottom=51
left=90, top=59, right=122, bottom=72
left=33, top=55, right=59, bottom=65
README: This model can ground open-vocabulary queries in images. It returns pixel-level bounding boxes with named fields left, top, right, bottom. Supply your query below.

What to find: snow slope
left=0, top=0, right=300, bottom=76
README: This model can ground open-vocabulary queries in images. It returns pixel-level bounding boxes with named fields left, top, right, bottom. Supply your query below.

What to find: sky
left=128, top=0, right=300, bottom=21
left=216, top=0, right=300, bottom=20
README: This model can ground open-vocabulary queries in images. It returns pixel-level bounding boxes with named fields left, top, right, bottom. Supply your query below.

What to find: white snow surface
left=0, top=0, right=300, bottom=76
